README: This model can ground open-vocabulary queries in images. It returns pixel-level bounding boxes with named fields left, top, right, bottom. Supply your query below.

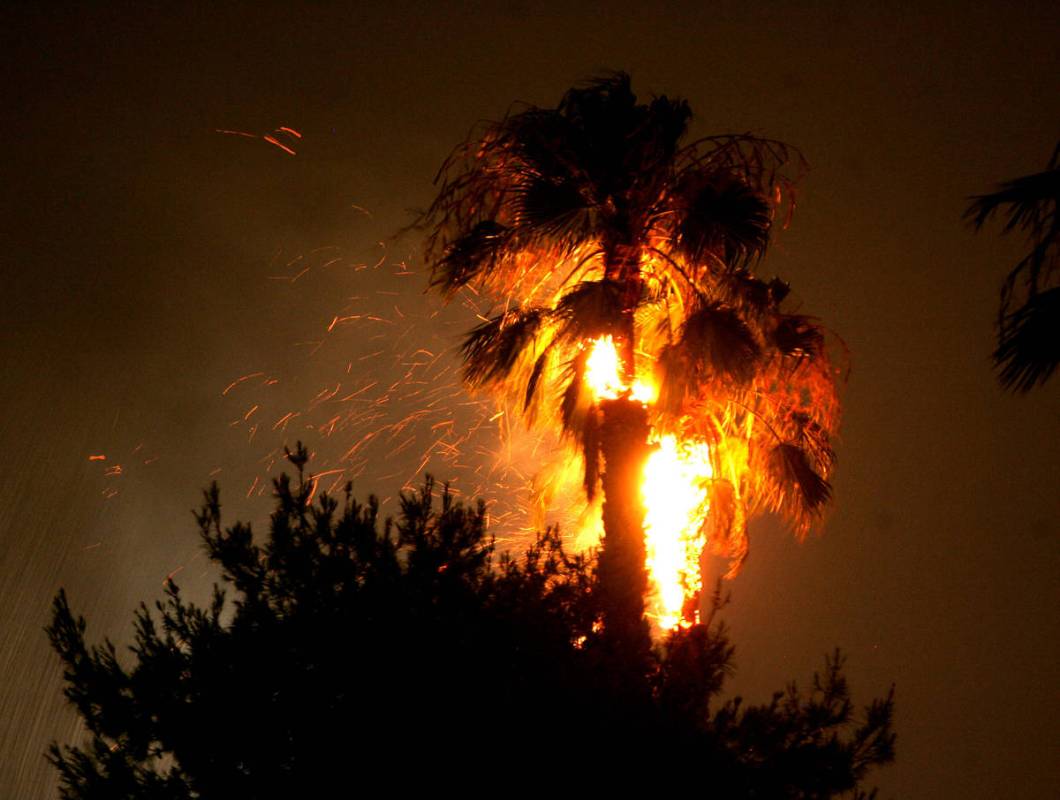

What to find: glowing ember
left=641, top=435, right=712, bottom=630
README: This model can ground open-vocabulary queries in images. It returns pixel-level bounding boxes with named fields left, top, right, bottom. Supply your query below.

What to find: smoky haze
left=2, top=3, right=1058, bottom=798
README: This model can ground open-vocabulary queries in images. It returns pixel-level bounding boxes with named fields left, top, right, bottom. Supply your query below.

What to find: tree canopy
left=48, top=448, right=894, bottom=797
left=422, top=73, right=843, bottom=610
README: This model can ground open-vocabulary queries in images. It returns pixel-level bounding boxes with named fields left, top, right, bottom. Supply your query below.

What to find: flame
left=585, top=335, right=625, bottom=400
left=641, top=435, right=712, bottom=630
left=629, top=379, right=657, bottom=405
left=582, top=335, right=713, bottom=631
left=585, top=335, right=657, bottom=405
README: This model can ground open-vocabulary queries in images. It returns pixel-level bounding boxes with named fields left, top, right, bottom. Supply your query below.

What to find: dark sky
left=2, top=3, right=1058, bottom=797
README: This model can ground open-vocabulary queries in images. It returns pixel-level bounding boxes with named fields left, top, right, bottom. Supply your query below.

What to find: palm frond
left=502, top=108, right=582, bottom=184
left=658, top=302, right=761, bottom=410
left=579, top=410, right=603, bottom=500
left=963, top=150, right=1060, bottom=234
left=524, top=348, right=551, bottom=412
left=432, top=220, right=513, bottom=294
left=767, top=442, right=832, bottom=532
left=655, top=344, right=691, bottom=416
left=788, top=412, right=837, bottom=474
left=639, top=94, right=693, bottom=168
left=995, top=285, right=1060, bottom=392
left=559, top=72, right=637, bottom=125
left=768, top=277, right=791, bottom=305
left=966, top=143, right=1060, bottom=327
left=512, top=176, right=595, bottom=245
left=553, top=279, right=627, bottom=342
left=552, top=73, right=694, bottom=201
left=560, top=351, right=590, bottom=434
left=771, top=314, right=826, bottom=360
left=500, top=83, right=687, bottom=212
left=964, top=144, right=1060, bottom=392
left=461, top=307, right=545, bottom=387
left=673, top=172, right=772, bottom=269
left=682, top=134, right=806, bottom=197
left=557, top=351, right=602, bottom=498
left=488, top=74, right=629, bottom=204
left=613, top=91, right=692, bottom=189
left=718, top=273, right=770, bottom=312
left=705, top=478, right=739, bottom=550
left=718, top=273, right=791, bottom=315
left=966, top=158, right=1059, bottom=302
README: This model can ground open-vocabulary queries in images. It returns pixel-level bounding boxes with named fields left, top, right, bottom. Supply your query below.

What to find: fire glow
left=584, top=335, right=713, bottom=630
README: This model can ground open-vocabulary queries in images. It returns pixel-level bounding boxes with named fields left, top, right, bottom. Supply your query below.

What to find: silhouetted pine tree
left=48, top=446, right=893, bottom=797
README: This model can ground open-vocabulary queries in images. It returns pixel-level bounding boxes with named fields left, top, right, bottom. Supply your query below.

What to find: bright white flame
left=641, top=435, right=713, bottom=630
left=585, top=335, right=625, bottom=400
left=630, top=379, right=657, bottom=405
left=584, top=335, right=656, bottom=405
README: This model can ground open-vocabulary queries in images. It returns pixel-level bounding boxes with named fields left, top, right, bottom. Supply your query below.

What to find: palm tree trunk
left=595, top=237, right=654, bottom=670
left=598, top=397, right=652, bottom=670
left=603, top=239, right=641, bottom=383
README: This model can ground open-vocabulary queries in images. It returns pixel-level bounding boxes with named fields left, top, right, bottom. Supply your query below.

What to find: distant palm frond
left=965, top=142, right=1060, bottom=392
left=994, top=286, right=1060, bottom=391
left=967, top=159, right=1059, bottom=303
left=964, top=150, right=1060, bottom=234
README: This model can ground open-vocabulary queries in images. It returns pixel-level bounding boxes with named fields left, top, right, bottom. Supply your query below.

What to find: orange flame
left=641, top=435, right=712, bottom=630
left=585, top=335, right=625, bottom=400
left=582, top=335, right=713, bottom=631
left=584, top=335, right=655, bottom=406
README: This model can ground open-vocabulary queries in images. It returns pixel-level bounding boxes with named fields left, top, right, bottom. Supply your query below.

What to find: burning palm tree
left=423, top=74, right=841, bottom=647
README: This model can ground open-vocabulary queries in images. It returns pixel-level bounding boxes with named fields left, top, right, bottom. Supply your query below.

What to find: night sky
left=2, top=3, right=1058, bottom=797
